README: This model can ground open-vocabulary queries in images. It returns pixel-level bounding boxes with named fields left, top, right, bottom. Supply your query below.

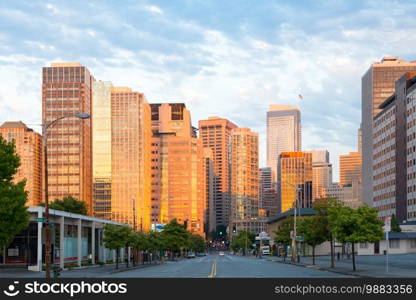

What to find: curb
left=269, top=259, right=369, bottom=278
left=108, top=262, right=164, bottom=274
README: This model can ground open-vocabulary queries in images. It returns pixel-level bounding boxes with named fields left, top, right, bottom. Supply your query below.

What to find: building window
left=359, top=242, right=368, bottom=249
left=410, top=239, right=416, bottom=249
left=389, top=239, right=400, bottom=249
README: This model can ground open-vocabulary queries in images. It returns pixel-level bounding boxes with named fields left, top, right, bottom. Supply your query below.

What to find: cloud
left=2, top=0, right=416, bottom=181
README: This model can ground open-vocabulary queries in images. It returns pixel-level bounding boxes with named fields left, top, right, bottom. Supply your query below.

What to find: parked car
left=219, top=251, right=225, bottom=256
left=187, top=252, right=196, bottom=258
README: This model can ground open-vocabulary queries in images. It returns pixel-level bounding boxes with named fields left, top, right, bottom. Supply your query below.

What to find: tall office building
left=267, top=104, right=301, bottom=181
left=373, top=72, right=416, bottom=222
left=111, top=87, right=152, bottom=231
left=42, top=62, right=94, bottom=214
left=339, top=152, right=362, bottom=187
left=203, top=148, right=215, bottom=234
left=151, top=103, right=206, bottom=236
left=0, top=122, right=43, bottom=206
left=230, top=128, right=261, bottom=233
left=362, top=57, right=416, bottom=206
left=278, top=152, right=312, bottom=212
left=92, top=81, right=113, bottom=219
left=259, top=167, right=279, bottom=217
left=307, top=150, right=332, bottom=201
left=199, top=117, right=238, bottom=229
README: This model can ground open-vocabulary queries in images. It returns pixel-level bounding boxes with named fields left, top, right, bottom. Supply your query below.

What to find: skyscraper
left=199, top=117, right=238, bottom=230
left=362, top=57, right=416, bottom=206
left=339, top=152, right=362, bottom=187
left=307, top=150, right=332, bottom=201
left=267, top=104, right=301, bottom=182
left=230, top=128, right=261, bottom=234
left=151, top=103, right=206, bottom=236
left=259, top=167, right=279, bottom=217
left=0, top=121, right=43, bottom=206
left=42, top=62, right=94, bottom=214
left=111, top=87, right=152, bottom=231
left=203, top=148, right=215, bottom=234
left=278, top=152, right=312, bottom=212
left=92, top=81, right=113, bottom=220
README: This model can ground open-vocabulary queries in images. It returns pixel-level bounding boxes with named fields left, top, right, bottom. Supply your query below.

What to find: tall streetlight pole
left=43, top=113, right=90, bottom=279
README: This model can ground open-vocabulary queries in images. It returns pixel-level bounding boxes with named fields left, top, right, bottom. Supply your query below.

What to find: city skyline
left=5, top=1, right=416, bottom=180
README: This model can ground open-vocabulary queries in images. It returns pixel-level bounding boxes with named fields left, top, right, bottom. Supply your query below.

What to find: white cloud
left=144, top=5, right=163, bottom=15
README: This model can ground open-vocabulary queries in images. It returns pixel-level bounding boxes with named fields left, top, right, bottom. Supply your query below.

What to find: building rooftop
left=0, top=121, right=28, bottom=129
left=268, top=104, right=299, bottom=112
left=267, top=208, right=316, bottom=224
left=50, top=62, right=81, bottom=67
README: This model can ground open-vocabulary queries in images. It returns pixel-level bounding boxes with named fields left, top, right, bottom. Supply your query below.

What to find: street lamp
left=43, top=113, right=90, bottom=279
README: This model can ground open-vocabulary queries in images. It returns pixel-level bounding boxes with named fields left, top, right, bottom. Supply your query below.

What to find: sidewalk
left=267, top=254, right=416, bottom=278
left=0, top=261, right=164, bottom=278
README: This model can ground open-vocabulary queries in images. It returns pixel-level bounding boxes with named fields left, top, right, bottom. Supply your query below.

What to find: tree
left=40, top=196, right=87, bottom=215
left=273, top=217, right=293, bottom=260
left=0, top=136, right=29, bottom=250
left=230, top=230, right=255, bottom=254
left=391, top=214, right=401, bottom=232
left=103, top=225, right=132, bottom=269
left=329, top=204, right=383, bottom=271
left=189, top=234, right=206, bottom=253
left=313, top=197, right=341, bottom=268
left=298, top=216, right=327, bottom=265
left=160, top=219, right=190, bottom=260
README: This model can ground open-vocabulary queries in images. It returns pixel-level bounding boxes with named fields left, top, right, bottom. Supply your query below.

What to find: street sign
left=384, top=216, right=391, bottom=233
left=296, top=236, right=304, bottom=242
left=37, top=218, right=44, bottom=223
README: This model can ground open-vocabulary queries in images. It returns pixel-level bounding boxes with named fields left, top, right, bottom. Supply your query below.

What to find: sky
left=1, top=0, right=416, bottom=181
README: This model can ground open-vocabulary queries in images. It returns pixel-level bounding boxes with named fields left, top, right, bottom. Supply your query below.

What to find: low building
left=0, top=206, right=126, bottom=271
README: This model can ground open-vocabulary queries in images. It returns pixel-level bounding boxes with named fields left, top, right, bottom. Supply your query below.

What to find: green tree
left=298, top=216, right=327, bottom=265
left=189, top=234, right=206, bottom=253
left=40, top=196, right=87, bottom=215
left=103, top=224, right=132, bottom=269
left=329, top=204, right=383, bottom=271
left=231, top=230, right=256, bottom=255
left=390, top=214, right=401, bottom=232
left=160, top=219, right=190, bottom=260
left=313, top=197, right=342, bottom=268
left=0, top=136, right=29, bottom=250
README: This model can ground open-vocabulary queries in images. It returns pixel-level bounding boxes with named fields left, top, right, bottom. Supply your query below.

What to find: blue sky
left=1, top=0, right=416, bottom=180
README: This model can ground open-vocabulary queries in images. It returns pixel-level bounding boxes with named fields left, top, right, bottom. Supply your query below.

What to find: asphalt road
left=106, top=253, right=351, bottom=278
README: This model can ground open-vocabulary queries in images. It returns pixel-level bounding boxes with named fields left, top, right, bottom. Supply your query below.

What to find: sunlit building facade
left=150, top=103, right=206, bottom=236
left=267, top=104, right=301, bottom=182
left=230, top=128, right=262, bottom=234
left=92, top=81, right=113, bottom=220
left=0, top=122, right=43, bottom=206
left=340, top=151, right=362, bottom=187
left=199, top=117, right=238, bottom=229
left=362, top=57, right=416, bottom=206
left=307, top=150, right=332, bottom=202
left=42, top=62, right=94, bottom=214
left=278, top=152, right=312, bottom=212
left=111, top=87, right=152, bottom=231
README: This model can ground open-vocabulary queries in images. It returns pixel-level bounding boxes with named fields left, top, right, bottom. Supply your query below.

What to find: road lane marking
left=208, top=259, right=217, bottom=278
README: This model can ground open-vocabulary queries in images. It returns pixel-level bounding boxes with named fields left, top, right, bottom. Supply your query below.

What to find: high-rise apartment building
left=92, top=81, right=113, bottom=220
left=362, top=57, right=416, bottom=206
left=259, top=167, right=279, bottom=217
left=199, top=117, right=238, bottom=229
left=323, top=182, right=361, bottom=209
left=151, top=103, right=206, bottom=236
left=307, top=150, right=332, bottom=201
left=267, top=105, right=301, bottom=181
left=110, top=87, right=152, bottom=231
left=42, top=62, right=94, bottom=214
left=203, top=148, right=215, bottom=234
left=339, top=152, right=362, bottom=187
left=278, top=152, right=312, bottom=212
left=230, top=128, right=261, bottom=233
left=0, top=122, right=43, bottom=206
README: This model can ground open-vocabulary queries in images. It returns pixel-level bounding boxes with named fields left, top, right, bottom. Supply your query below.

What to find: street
left=105, top=253, right=351, bottom=278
